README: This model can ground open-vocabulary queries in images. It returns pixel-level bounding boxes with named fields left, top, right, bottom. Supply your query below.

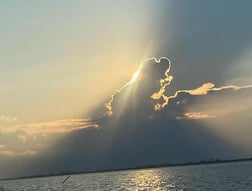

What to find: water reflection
left=1, top=162, right=251, bottom=190
left=126, top=168, right=175, bottom=190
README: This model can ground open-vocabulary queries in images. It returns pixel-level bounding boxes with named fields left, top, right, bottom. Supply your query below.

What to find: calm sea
left=0, top=161, right=251, bottom=191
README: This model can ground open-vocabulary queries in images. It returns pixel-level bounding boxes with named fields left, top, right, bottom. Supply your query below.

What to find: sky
left=1, top=0, right=252, bottom=179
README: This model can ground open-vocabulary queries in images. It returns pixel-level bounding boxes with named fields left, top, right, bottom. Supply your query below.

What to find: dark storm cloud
left=7, top=57, right=252, bottom=178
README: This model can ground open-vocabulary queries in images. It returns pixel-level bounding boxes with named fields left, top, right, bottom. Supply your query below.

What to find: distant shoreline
left=1, top=157, right=252, bottom=181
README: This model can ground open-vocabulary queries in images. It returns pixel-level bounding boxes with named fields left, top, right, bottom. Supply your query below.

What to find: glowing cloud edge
left=105, top=56, right=252, bottom=116
left=104, top=57, right=171, bottom=116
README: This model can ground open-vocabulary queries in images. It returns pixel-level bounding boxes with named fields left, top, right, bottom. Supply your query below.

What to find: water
left=0, top=161, right=252, bottom=191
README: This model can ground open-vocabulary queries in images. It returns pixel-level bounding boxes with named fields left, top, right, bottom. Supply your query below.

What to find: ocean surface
left=0, top=161, right=252, bottom=191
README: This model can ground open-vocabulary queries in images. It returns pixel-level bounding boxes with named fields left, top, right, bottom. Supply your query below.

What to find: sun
left=130, top=68, right=142, bottom=84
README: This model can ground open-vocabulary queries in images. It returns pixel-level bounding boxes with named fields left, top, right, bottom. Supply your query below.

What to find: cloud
left=5, top=57, right=250, bottom=178
left=1, top=57, right=252, bottom=178
left=105, top=57, right=172, bottom=116
left=0, top=119, right=98, bottom=159
left=151, top=82, right=252, bottom=111
left=176, top=112, right=215, bottom=120
left=0, top=149, right=37, bottom=157
left=2, top=119, right=97, bottom=135
left=0, top=115, right=17, bottom=123
left=105, top=57, right=252, bottom=115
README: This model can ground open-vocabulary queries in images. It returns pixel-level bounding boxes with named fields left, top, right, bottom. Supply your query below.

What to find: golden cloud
left=153, top=82, right=252, bottom=110
left=176, top=112, right=216, bottom=120
left=2, top=119, right=98, bottom=135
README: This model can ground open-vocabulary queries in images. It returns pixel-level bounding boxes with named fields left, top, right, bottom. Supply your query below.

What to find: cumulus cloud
left=105, top=57, right=172, bottom=116
left=1, top=57, right=252, bottom=178
left=105, top=57, right=252, bottom=119
left=5, top=57, right=250, bottom=177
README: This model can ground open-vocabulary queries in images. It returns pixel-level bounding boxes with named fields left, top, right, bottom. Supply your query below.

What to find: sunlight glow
left=105, top=57, right=171, bottom=116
